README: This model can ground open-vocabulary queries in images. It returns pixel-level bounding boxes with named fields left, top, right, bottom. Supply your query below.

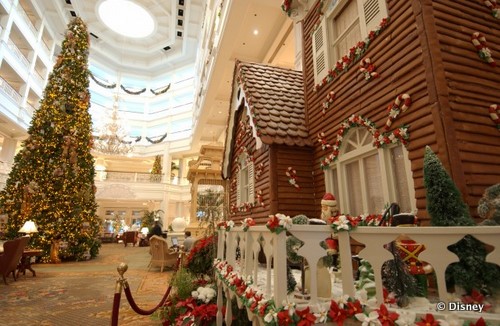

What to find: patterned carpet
left=0, top=243, right=173, bottom=326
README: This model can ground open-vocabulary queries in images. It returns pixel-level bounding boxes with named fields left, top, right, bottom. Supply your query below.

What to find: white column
left=0, top=137, right=18, bottom=163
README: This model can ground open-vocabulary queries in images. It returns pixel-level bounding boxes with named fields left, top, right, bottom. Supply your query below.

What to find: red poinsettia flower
left=191, top=303, right=218, bottom=326
left=383, top=288, right=396, bottom=304
left=266, top=215, right=280, bottom=231
left=328, top=300, right=347, bottom=326
left=376, top=304, right=399, bottom=326
left=346, top=300, right=363, bottom=317
left=463, top=289, right=484, bottom=304
left=296, top=307, right=316, bottom=326
left=415, top=313, right=439, bottom=326
left=176, top=297, right=196, bottom=310
left=258, top=302, right=268, bottom=317
left=277, top=310, right=293, bottom=326
left=469, top=317, right=486, bottom=326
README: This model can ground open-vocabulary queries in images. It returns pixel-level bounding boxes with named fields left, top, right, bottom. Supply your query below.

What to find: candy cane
left=482, top=0, right=500, bottom=19
left=317, top=132, right=331, bottom=150
left=385, top=94, right=411, bottom=130
left=489, top=104, right=500, bottom=129
left=359, top=58, right=380, bottom=80
left=471, top=32, right=496, bottom=67
left=322, top=91, right=335, bottom=115
left=286, top=167, right=300, bottom=190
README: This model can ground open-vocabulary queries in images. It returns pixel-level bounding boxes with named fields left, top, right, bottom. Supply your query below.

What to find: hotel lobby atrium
left=0, top=0, right=295, bottom=230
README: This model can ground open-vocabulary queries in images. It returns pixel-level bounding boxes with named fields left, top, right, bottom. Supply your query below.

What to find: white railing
left=94, top=171, right=190, bottom=185
left=7, top=39, right=30, bottom=69
left=0, top=76, right=22, bottom=105
left=216, top=225, right=500, bottom=325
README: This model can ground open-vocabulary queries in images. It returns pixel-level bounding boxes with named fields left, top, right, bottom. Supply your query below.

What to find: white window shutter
left=248, top=161, right=255, bottom=203
left=312, top=18, right=330, bottom=84
left=359, top=0, right=388, bottom=36
left=236, top=173, right=241, bottom=205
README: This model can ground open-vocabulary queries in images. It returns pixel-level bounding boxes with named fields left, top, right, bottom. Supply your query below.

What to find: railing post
left=337, top=231, right=355, bottom=298
left=272, top=232, right=287, bottom=307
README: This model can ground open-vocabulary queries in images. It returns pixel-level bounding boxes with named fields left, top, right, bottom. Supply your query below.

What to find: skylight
left=98, top=0, right=154, bottom=38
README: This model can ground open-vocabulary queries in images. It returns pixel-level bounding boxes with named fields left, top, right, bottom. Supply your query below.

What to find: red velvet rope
left=111, top=292, right=121, bottom=326
left=123, top=283, right=172, bottom=315
left=111, top=252, right=183, bottom=322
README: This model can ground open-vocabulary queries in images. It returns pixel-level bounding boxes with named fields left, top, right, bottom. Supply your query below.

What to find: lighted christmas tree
left=150, top=154, right=162, bottom=182
left=423, top=146, right=500, bottom=294
left=0, top=17, right=100, bottom=262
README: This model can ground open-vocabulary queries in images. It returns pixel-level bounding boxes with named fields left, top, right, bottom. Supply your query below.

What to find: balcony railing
left=216, top=225, right=500, bottom=325
left=95, top=171, right=190, bottom=185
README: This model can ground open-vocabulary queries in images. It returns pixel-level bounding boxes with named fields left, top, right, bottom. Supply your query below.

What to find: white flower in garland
left=278, top=214, right=293, bottom=230
left=355, top=310, right=381, bottom=325
left=394, top=310, right=416, bottom=326
left=282, top=300, right=296, bottom=316
left=437, top=313, right=464, bottom=326
left=332, top=215, right=351, bottom=231
left=264, top=309, right=277, bottom=323
left=314, top=304, right=328, bottom=323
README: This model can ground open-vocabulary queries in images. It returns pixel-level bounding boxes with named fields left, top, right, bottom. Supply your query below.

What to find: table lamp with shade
left=19, top=220, right=38, bottom=236
left=140, top=227, right=149, bottom=237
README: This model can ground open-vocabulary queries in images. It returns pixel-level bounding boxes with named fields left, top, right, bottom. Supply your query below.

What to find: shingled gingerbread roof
left=236, top=61, right=312, bottom=147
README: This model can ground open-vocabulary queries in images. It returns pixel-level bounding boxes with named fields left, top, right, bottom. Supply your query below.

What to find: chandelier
left=93, top=96, right=134, bottom=155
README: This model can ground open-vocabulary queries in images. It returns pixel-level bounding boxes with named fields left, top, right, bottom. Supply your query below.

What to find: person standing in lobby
left=183, top=231, right=194, bottom=252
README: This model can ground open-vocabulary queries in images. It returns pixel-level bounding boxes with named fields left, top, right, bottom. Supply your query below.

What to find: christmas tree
left=423, top=146, right=500, bottom=294
left=0, top=17, right=100, bottom=262
left=150, top=155, right=162, bottom=182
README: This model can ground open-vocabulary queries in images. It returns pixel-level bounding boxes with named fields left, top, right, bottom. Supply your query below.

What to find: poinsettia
left=415, top=313, right=439, bottom=326
left=296, top=307, right=316, bottom=326
left=329, top=214, right=358, bottom=232
left=266, top=213, right=292, bottom=234
left=468, top=317, right=486, bottom=326
left=346, top=299, right=364, bottom=317
left=462, top=289, right=491, bottom=311
left=277, top=309, right=294, bottom=326
left=328, top=300, right=348, bottom=325
left=241, top=217, right=256, bottom=231
left=376, top=304, right=399, bottom=326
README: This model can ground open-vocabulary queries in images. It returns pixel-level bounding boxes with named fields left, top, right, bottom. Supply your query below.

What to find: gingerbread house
left=223, top=0, right=500, bottom=223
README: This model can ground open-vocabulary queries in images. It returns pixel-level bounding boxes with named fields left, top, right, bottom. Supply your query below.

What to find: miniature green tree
left=150, top=155, right=162, bottom=182
left=0, top=17, right=100, bottom=261
left=423, top=146, right=500, bottom=294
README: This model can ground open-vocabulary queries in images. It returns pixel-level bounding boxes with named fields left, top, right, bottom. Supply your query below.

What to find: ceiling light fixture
left=253, top=29, right=259, bottom=35
left=93, top=95, right=135, bottom=156
left=98, top=0, right=154, bottom=38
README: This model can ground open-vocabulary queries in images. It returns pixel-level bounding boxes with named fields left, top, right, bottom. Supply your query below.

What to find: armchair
left=148, top=235, right=178, bottom=272
left=122, top=231, right=139, bottom=247
left=0, top=236, right=29, bottom=284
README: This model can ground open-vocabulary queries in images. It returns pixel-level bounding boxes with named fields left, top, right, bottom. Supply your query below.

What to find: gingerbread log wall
left=430, top=0, right=500, bottom=212
left=228, top=109, right=269, bottom=224
left=228, top=109, right=317, bottom=223
left=303, top=0, right=499, bottom=221
left=272, top=144, right=316, bottom=219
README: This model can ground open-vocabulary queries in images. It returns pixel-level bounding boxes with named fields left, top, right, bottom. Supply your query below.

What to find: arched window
left=237, top=153, right=254, bottom=205
left=325, top=128, right=415, bottom=215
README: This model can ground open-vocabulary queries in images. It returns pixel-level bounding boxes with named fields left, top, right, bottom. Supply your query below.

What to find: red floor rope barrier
left=110, top=252, right=183, bottom=326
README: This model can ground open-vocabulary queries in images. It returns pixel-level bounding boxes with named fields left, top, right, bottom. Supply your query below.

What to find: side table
left=17, top=249, right=43, bottom=277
